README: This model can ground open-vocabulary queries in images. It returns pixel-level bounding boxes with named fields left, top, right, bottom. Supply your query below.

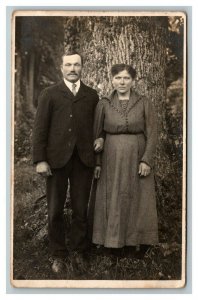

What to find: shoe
left=123, top=246, right=136, bottom=258
left=134, top=245, right=151, bottom=259
left=71, top=251, right=88, bottom=273
left=110, top=248, right=123, bottom=257
left=51, top=258, right=65, bottom=273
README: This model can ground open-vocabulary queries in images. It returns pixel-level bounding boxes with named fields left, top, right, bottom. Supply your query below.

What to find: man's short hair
left=61, top=51, right=83, bottom=65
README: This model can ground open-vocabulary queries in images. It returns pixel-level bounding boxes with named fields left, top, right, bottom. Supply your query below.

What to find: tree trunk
left=15, top=52, right=22, bottom=122
left=63, top=16, right=169, bottom=174
left=27, top=51, right=35, bottom=112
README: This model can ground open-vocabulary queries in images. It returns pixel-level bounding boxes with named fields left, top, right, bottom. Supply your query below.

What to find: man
left=33, top=52, right=99, bottom=273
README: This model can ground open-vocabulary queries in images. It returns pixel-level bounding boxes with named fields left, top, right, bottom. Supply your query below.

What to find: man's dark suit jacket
left=33, top=80, right=99, bottom=169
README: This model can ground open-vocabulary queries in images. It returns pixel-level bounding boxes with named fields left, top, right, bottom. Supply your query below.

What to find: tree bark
left=63, top=16, right=170, bottom=177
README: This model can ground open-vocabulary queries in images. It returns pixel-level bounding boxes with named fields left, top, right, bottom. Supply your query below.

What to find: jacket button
left=68, top=128, right=72, bottom=132
left=70, top=114, right=73, bottom=117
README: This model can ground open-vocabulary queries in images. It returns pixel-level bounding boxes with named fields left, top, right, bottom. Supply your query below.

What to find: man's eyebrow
left=64, top=62, right=81, bottom=65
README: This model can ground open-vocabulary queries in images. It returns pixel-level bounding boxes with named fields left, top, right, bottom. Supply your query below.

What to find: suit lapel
left=58, top=80, right=86, bottom=102
left=58, top=80, right=74, bottom=100
left=73, top=81, right=86, bottom=102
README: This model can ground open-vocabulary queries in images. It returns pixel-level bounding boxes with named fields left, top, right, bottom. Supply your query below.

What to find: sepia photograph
left=11, top=10, right=186, bottom=288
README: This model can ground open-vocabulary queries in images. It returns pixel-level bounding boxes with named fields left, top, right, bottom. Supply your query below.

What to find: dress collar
left=103, top=89, right=140, bottom=115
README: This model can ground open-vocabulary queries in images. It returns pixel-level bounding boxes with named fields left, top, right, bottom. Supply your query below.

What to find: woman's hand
left=138, top=162, right=151, bottom=177
left=94, top=138, right=104, bottom=153
left=94, top=166, right=101, bottom=179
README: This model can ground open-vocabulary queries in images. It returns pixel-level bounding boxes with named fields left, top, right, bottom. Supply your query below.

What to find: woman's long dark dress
left=92, top=90, right=159, bottom=248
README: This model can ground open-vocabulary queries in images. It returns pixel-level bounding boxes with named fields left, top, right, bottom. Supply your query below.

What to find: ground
left=13, top=161, right=182, bottom=281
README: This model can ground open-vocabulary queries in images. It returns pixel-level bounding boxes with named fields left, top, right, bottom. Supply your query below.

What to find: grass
left=13, top=161, right=182, bottom=281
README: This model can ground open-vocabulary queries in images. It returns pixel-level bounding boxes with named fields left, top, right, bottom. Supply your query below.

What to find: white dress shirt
left=63, top=78, right=80, bottom=94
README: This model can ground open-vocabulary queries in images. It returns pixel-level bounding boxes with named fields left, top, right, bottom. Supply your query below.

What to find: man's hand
left=138, top=162, right=151, bottom=177
left=36, top=161, right=52, bottom=177
left=94, top=166, right=101, bottom=179
left=94, top=138, right=104, bottom=153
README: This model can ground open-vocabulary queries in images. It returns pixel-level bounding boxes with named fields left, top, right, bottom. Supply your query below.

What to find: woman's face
left=112, top=70, right=133, bottom=94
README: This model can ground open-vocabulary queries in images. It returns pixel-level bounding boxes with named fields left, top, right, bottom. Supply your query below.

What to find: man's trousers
left=46, top=147, right=93, bottom=257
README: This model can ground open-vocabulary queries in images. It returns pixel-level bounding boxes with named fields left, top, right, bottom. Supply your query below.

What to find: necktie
left=72, top=83, right=77, bottom=96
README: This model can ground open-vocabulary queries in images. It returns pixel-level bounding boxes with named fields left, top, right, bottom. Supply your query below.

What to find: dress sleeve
left=94, top=99, right=106, bottom=166
left=94, top=99, right=106, bottom=140
left=140, top=97, right=158, bottom=168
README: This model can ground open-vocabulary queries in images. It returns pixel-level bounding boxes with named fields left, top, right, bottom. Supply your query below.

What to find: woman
left=92, top=64, right=158, bottom=255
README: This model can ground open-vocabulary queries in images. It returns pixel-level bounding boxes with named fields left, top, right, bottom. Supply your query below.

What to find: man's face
left=61, top=54, right=82, bottom=83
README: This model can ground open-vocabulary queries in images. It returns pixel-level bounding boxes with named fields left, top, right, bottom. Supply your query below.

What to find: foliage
left=15, top=17, right=65, bottom=109
left=14, top=108, right=34, bottom=163
left=166, top=17, right=184, bottom=86
left=154, top=78, right=183, bottom=244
